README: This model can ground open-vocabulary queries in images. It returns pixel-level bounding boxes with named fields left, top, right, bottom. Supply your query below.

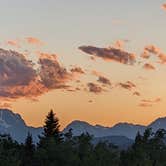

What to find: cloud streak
left=139, top=98, right=161, bottom=107
left=118, top=81, right=136, bottom=91
left=25, top=37, right=44, bottom=46
left=79, top=45, right=136, bottom=65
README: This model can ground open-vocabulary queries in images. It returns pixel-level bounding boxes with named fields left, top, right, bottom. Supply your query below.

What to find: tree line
left=0, top=110, right=166, bottom=166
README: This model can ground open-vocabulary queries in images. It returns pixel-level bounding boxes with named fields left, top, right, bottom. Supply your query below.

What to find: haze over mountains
left=0, top=109, right=166, bottom=146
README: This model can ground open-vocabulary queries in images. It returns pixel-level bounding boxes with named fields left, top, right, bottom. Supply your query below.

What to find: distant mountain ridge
left=63, top=117, right=166, bottom=139
left=0, top=109, right=166, bottom=144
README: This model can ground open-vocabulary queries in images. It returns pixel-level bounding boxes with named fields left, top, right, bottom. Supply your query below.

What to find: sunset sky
left=0, top=0, right=166, bottom=129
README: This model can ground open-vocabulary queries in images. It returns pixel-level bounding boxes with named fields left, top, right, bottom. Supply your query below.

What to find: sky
left=0, top=0, right=166, bottom=129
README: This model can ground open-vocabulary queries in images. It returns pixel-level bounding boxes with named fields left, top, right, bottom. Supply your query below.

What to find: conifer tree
left=22, top=132, right=35, bottom=166
left=39, top=109, right=63, bottom=145
left=24, top=132, right=35, bottom=154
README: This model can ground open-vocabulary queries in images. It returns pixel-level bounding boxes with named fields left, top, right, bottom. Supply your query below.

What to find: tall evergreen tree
left=44, top=110, right=60, bottom=137
left=24, top=132, right=35, bottom=154
left=38, top=109, right=63, bottom=146
left=22, top=132, right=35, bottom=166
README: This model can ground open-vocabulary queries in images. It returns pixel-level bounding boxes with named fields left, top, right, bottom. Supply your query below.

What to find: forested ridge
left=0, top=110, right=166, bottom=166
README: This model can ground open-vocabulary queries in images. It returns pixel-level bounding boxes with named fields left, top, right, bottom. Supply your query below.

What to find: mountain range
left=0, top=109, right=166, bottom=148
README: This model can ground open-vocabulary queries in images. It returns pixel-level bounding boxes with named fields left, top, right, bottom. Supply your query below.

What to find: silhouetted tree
left=38, top=109, right=63, bottom=146
left=22, top=132, right=35, bottom=166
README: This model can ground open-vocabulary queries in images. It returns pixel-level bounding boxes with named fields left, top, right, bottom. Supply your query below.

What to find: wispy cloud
left=25, top=37, right=44, bottom=46
left=139, top=97, right=161, bottom=107
left=6, top=40, right=20, bottom=48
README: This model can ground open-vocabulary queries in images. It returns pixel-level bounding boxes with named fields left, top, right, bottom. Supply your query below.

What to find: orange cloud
left=141, top=98, right=161, bottom=103
left=0, top=102, right=12, bottom=109
left=139, top=103, right=152, bottom=107
left=144, top=45, right=160, bottom=55
left=133, top=91, right=141, bottom=96
left=161, top=4, right=166, bottom=11
left=143, top=63, right=156, bottom=70
left=141, top=45, right=166, bottom=64
left=139, top=97, right=161, bottom=107
left=158, top=53, right=166, bottom=64
left=6, top=40, right=20, bottom=48
left=141, top=51, right=150, bottom=59
left=0, top=48, right=74, bottom=101
left=25, top=37, right=44, bottom=46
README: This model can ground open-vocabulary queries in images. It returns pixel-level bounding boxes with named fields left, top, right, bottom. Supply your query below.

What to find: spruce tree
left=39, top=109, right=63, bottom=144
left=22, top=132, right=35, bottom=166
left=24, top=132, right=35, bottom=154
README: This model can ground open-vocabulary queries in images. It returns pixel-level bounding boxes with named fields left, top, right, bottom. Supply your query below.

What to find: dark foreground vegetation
left=0, top=110, right=166, bottom=166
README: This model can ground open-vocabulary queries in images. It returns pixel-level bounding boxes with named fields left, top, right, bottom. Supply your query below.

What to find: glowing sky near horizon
left=0, top=0, right=166, bottom=129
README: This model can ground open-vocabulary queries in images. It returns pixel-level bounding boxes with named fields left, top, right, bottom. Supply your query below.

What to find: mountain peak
left=0, top=109, right=42, bottom=143
left=0, top=109, right=26, bottom=127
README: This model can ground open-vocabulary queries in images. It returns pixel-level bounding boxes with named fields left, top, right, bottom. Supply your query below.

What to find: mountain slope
left=63, top=120, right=146, bottom=139
left=148, top=117, right=166, bottom=131
left=0, top=109, right=42, bottom=143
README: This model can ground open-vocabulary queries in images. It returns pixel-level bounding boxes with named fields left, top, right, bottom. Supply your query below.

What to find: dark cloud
left=70, top=67, right=85, bottom=74
left=97, top=76, right=111, bottom=86
left=79, top=45, right=136, bottom=65
left=38, top=53, right=72, bottom=89
left=0, top=49, right=74, bottom=100
left=0, top=49, right=36, bottom=87
left=88, top=100, right=93, bottom=103
left=87, top=82, right=104, bottom=94
left=118, top=81, right=136, bottom=90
